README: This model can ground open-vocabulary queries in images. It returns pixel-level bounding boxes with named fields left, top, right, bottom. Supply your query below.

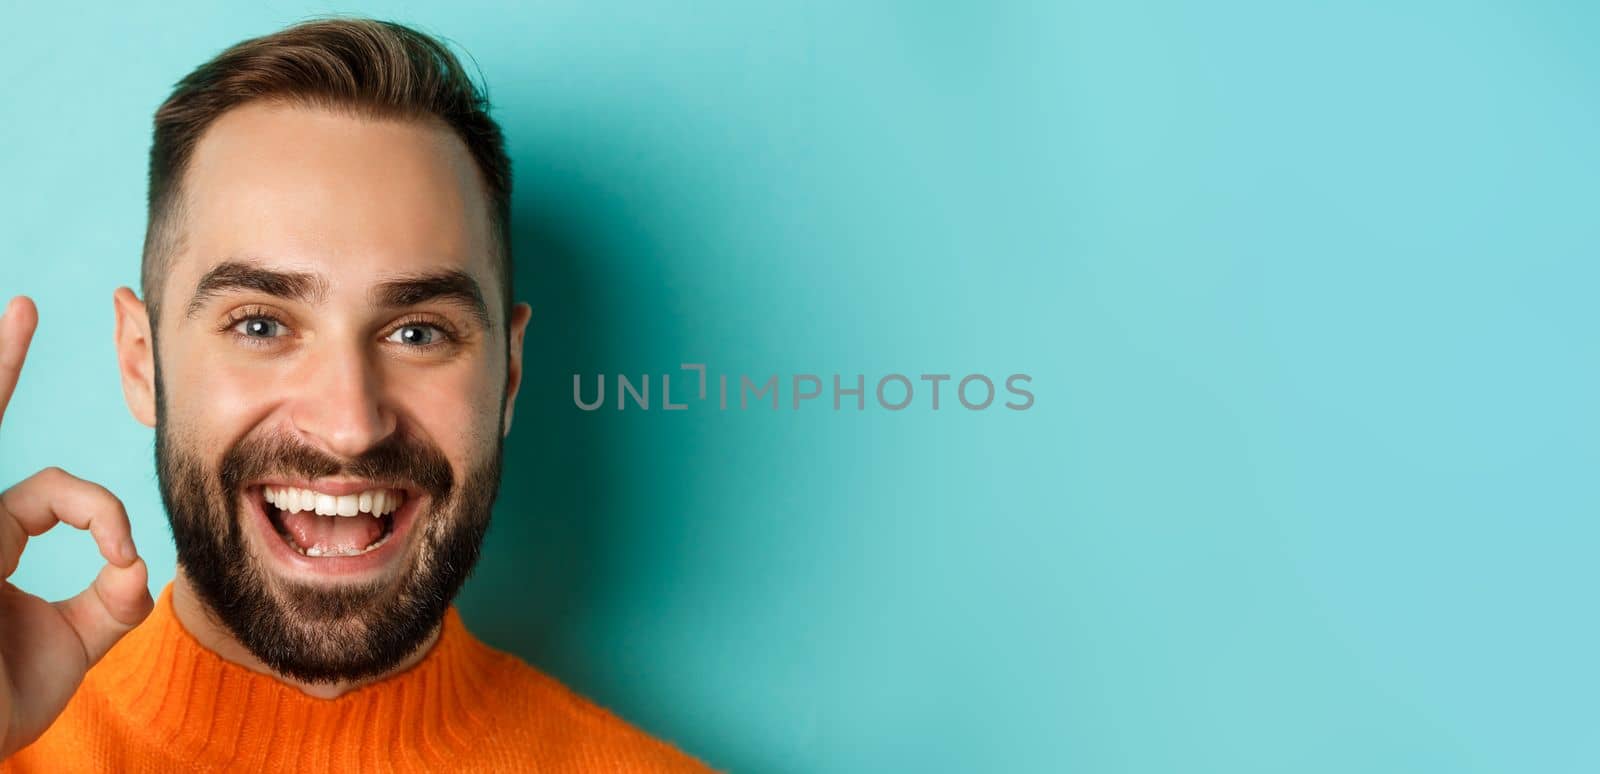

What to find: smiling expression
left=130, top=101, right=529, bottom=681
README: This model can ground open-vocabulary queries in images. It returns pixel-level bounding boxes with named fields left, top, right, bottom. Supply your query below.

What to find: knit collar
left=86, top=582, right=503, bottom=769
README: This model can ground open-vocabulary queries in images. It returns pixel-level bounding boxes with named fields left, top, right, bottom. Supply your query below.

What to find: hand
left=0, top=296, right=154, bottom=759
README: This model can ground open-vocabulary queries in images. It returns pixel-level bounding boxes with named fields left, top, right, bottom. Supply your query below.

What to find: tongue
left=281, top=511, right=383, bottom=553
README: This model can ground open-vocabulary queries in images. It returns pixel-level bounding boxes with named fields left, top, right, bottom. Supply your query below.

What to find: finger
left=0, top=467, right=138, bottom=579
left=54, top=556, right=154, bottom=666
left=0, top=295, right=39, bottom=428
left=0, top=503, right=24, bottom=578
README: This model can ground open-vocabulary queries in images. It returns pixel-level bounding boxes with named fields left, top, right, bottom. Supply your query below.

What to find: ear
left=501, top=302, right=533, bottom=436
left=113, top=287, right=157, bottom=427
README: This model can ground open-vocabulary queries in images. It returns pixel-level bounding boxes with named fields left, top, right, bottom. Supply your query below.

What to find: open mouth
left=259, top=485, right=410, bottom=558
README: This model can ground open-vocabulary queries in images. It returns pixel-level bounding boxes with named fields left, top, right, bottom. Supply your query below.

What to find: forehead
left=168, top=101, right=497, bottom=312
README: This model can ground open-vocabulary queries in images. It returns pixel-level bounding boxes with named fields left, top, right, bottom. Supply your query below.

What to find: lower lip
left=245, top=486, right=421, bottom=578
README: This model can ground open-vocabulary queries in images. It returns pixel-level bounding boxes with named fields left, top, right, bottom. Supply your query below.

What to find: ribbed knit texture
left=2, top=584, right=714, bottom=772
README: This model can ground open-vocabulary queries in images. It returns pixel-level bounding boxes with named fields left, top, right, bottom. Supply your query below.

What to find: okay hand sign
left=0, top=296, right=155, bottom=760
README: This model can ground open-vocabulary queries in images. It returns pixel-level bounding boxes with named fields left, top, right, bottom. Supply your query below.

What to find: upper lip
left=250, top=477, right=415, bottom=497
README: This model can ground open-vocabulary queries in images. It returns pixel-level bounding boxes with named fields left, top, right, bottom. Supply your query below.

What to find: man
left=0, top=18, right=712, bottom=772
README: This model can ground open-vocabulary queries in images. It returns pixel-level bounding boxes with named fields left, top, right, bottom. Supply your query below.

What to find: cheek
left=161, top=346, right=286, bottom=442
left=385, top=360, right=505, bottom=454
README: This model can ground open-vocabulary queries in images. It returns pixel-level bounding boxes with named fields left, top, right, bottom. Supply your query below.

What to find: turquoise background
left=2, top=1, right=1596, bottom=771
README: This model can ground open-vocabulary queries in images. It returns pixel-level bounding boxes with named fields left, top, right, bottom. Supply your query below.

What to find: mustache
left=216, top=431, right=455, bottom=501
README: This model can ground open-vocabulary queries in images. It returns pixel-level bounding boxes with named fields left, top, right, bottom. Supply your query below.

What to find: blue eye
left=387, top=324, right=442, bottom=346
left=235, top=317, right=285, bottom=338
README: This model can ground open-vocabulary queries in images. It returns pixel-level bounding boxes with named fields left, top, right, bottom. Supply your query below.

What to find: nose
left=288, top=341, right=397, bottom=458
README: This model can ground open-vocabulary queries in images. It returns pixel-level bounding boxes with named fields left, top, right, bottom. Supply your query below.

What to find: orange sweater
left=2, top=584, right=715, bottom=772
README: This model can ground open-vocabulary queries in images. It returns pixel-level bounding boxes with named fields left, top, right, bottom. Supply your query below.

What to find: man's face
left=144, top=102, right=523, bottom=683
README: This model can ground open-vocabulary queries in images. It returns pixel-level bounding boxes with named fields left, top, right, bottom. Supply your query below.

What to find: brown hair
left=141, top=17, right=512, bottom=324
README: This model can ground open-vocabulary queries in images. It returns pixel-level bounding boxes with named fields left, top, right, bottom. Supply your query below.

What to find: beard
left=154, top=416, right=502, bottom=684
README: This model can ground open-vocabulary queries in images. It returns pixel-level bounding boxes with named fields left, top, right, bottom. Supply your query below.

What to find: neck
left=171, top=567, right=440, bottom=699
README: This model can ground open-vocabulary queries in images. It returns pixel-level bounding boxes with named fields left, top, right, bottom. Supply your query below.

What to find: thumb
left=54, top=557, right=154, bottom=666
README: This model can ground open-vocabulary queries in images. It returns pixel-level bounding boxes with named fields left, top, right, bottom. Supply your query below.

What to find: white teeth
left=263, top=485, right=405, bottom=516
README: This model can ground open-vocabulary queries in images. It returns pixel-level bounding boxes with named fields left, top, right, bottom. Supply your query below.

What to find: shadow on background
left=449, top=149, right=744, bottom=768
left=454, top=198, right=613, bottom=670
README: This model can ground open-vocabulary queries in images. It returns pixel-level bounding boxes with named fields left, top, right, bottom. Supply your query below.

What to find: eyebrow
left=371, top=270, right=491, bottom=329
left=184, top=261, right=491, bottom=329
left=185, top=261, right=328, bottom=317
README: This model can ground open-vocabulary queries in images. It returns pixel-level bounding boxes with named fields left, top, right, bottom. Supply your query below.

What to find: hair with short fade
left=141, top=17, right=512, bottom=325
